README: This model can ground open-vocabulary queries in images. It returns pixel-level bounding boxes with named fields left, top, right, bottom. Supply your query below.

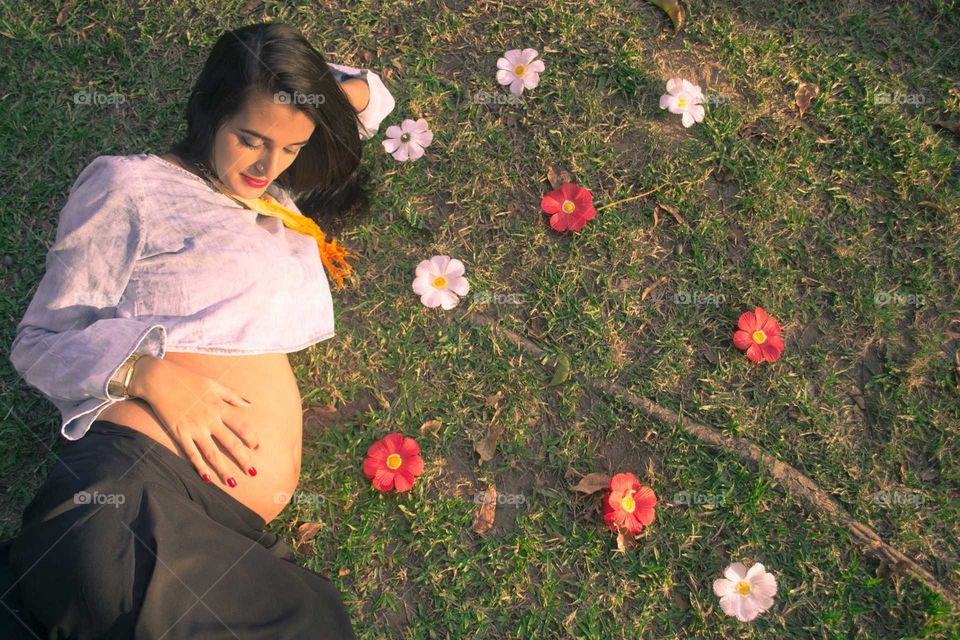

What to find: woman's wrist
left=126, top=355, right=161, bottom=401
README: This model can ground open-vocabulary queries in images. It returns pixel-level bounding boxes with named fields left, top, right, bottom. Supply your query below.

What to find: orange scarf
left=196, top=163, right=356, bottom=291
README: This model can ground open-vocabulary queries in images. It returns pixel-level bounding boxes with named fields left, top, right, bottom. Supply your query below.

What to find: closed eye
left=239, top=135, right=301, bottom=155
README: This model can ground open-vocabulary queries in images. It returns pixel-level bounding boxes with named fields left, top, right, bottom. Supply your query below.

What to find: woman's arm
left=327, top=61, right=396, bottom=140
left=9, top=156, right=166, bottom=439
left=340, top=77, right=370, bottom=112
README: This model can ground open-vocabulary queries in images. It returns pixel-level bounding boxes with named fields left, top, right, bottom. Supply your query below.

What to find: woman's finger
left=213, top=423, right=258, bottom=477
left=180, top=437, right=214, bottom=483
left=194, top=434, right=238, bottom=486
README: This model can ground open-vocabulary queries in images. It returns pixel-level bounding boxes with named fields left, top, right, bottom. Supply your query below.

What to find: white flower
left=382, top=118, right=433, bottom=161
left=412, top=255, right=470, bottom=310
left=659, top=78, right=705, bottom=128
left=712, top=562, right=778, bottom=622
left=496, top=48, right=545, bottom=96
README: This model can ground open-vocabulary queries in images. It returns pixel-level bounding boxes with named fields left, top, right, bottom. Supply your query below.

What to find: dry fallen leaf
left=419, top=418, right=442, bottom=437
left=547, top=166, right=574, bottom=190
left=474, top=421, right=503, bottom=464
left=56, top=0, right=77, bottom=26
left=295, top=522, right=323, bottom=549
left=614, top=526, right=638, bottom=553
left=648, top=0, right=685, bottom=31
left=485, top=391, right=504, bottom=408
left=571, top=473, right=612, bottom=495
left=795, top=83, right=819, bottom=118
left=654, top=202, right=688, bottom=228
left=641, top=276, right=670, bottom=301
left=472, top=484, right=497, bottom=535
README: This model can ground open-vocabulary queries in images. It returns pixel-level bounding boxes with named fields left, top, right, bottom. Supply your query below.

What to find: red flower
left=733, top=306, right=784, bottom=363
left=363, top=433, right=424, bottom=493
left=541, top=183, right=596, bottom=232
left=603, top=472, right=657, bottom=535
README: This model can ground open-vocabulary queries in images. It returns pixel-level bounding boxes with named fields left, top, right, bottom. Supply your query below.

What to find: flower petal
left=438, top=289, right=461, bottom=310
left=496, top=69, right=515, bottom=84
left=549, top=212, right=570, bottom=232
left=681, top=111, right=695, bottom=127
left=666, top=78, right=684, bottom=95
left=444, top=258, right=465, bottom=278
left=393, top=468, right=415, bottom=492
left=520, top=48, right=539, bottom=64
left=382, top=137, right=402, bottom=153
left=733, top=330, right=753, bottom=351
left=407, top=142, right=425, bottom=161
left=404, top=454, right=425, bottom=477
left=724, top=563, right=748, bottom=582
left=713, top=578, right=735, bottom=597
left=392, top=143, right=410, bottom=162
left=737, top=310, right=758, bottom=332
left=448, top=275, right=470, bottom=296
left=371, top=469, right=395, bottom=492
left=384, top=124, right=403, bottom=139
left=420, top=289, right=443, bottom=308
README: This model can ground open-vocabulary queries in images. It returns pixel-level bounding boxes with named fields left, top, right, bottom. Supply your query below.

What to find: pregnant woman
left=2, top=22, right=394, bottom=638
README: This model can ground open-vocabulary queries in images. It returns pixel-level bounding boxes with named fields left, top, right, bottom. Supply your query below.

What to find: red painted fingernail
left=202, top=473, right=211, bottom=483
left=247, top=467, right=257, bottom=476
left=227, top=477, right=237, bottom=488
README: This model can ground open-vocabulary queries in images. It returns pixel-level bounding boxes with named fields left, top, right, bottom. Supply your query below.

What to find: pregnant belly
left=97, top=351, right=303, bottom=525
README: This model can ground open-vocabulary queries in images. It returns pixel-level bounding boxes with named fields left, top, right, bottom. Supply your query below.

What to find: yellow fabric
left=200, top=168, right=356, bottom=291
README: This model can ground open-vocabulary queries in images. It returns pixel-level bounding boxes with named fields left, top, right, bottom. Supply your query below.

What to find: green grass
left=2, top=0, right=959, bottom=637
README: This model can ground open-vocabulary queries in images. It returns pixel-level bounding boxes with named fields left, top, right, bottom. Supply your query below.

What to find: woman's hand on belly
left=101, top=351, right=306, bottom=524
left=131, top=356, right=262, bottom=485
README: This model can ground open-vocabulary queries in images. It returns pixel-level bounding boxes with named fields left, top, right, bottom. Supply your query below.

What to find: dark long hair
left=168, top=22, right=369, bottom=234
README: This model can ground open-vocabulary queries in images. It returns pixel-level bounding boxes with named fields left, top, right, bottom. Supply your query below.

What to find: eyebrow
left=238, top=128, right=311, bottom=146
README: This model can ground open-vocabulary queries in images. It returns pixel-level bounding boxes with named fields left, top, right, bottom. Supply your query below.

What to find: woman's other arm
left=8, top=156, right=166, bottom=439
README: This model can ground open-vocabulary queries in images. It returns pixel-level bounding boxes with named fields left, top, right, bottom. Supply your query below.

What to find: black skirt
left=0, top=419, right=356, bottom=639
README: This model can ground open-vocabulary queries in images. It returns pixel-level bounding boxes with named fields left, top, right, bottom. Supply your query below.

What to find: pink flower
left=659, top=78, right=705, bottom=128
left=712, top=562, right=778, bottom=622
left=382, top=118, right=433, bottom=161
left=496, top=48, right=545, bottom=95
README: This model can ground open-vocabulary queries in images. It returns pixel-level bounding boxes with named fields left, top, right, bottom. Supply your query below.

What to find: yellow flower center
left=433, top=276, right=447, bottom=289
left=621, top=493, right=636, bottom=513
left=386, top=453, right=403, bottom=470
left=735, top=580, right=752, bottom=596
left=561, top=200, right=576, bottom=213
left=752, top=330, right=767, bottom=344
left=514, top=63, right=526, bottom=76
left=676, top=96, right=688, bottom=109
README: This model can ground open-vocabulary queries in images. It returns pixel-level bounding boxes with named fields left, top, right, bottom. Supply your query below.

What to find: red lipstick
left=241, top=174, right=269, bottom=188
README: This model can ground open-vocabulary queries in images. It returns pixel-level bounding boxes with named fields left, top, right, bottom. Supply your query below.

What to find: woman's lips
left=241, top=174, right=269, bottom=188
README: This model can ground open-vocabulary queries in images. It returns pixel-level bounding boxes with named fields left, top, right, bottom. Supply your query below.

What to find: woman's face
left=210, top=91, right=316, bottom=198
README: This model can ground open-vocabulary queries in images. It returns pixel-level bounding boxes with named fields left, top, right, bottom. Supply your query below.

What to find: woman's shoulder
left=70, top=153, right=158, bottom=193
